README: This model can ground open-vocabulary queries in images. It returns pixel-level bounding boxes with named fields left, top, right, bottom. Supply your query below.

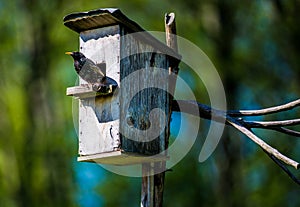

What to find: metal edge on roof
left=63, top=8, right=181, bottom=60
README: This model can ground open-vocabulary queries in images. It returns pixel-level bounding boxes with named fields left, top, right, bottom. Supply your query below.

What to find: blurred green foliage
left=0, top=0, right=300, bottom=207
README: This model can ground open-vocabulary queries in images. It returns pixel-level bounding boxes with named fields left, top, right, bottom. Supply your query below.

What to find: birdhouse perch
left=64, top=8, right=180, bottom=165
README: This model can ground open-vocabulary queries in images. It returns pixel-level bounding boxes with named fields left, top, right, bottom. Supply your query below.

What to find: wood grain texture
left=77, top=25, right=121, bottom=155
left=119, top=25, right=171, bottom=155
left=66, top=85, right=116, bottom=98
left=78, top=151, right=169, bottom=165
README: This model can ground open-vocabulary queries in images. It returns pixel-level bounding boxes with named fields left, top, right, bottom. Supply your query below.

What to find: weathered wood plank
left=77, top=25, right=121, bottom=155
left=66, top=85, right=116, bottom=98
left=78, top=151, right=169, bottom=165
left=119, top=25, right=170, bottom=156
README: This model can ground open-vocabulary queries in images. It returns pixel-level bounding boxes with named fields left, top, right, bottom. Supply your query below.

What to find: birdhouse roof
left=63, top=8, right=181, bottom=59
left=63, top=8, right=145, bottom=33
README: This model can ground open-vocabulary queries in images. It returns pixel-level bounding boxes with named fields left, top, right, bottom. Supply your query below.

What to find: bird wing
left=96, top=62, right=106, bottom=75
left=85, top=59, right=105, bottom=77
left=79, top=58, right=105, bottom=84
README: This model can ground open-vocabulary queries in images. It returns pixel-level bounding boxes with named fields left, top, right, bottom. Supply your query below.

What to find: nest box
left=64, top=8, right=180, bottom=165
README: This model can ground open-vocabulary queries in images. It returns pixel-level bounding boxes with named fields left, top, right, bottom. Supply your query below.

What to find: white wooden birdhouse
left=64, top=8, right=180, bottom=165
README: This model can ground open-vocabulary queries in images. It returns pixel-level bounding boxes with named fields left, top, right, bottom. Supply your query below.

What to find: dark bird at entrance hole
left=65, top=51, right=117, bottom=91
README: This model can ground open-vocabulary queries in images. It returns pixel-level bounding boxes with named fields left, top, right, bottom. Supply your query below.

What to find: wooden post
left=165, top=12, right=179, bottom=88
left=165, top=11, right=179, bottom=150
left=165, top=13, right=178, bottom=53
left=140, top=12, right=179, bottom=207
left=141, top=163, right=154, bottom=207
left=141, top=161, right=166, bottom=207
left=165, top=12, right=179, bottom=153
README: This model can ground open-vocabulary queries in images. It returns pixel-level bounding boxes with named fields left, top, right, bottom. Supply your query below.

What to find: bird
left=65, top=51, right=117, bottom=92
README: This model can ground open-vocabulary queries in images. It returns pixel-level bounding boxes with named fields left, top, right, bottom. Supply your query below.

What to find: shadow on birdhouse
left=64, top=8, right=180, bottom=165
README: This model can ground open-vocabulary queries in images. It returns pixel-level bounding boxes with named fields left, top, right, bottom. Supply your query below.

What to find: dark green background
left=0, top=0, right=299, bottom=206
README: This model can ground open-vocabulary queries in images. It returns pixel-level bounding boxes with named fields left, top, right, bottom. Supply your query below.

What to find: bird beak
left=65, top=52, right=73, bottom=55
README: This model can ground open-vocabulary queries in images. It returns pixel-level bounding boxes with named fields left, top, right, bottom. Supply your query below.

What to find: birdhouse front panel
left=78, top=25, right=121, bottom=155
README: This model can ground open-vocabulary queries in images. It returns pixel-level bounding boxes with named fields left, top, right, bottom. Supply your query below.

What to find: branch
left=173, top=100, right=300, bottom=132
left=266, top=150, right=300, bottom=185
left=172, top=99, right=300, bottom=184
left=227, top=99, right=300, bottom=117
left=272, top=127, right=300, bottom=137
left=172, top=100, right=225, bottom=121
left=243, top=119, right=300, bottom=137
left=244, top=119, right=300, bottom=128
left=226, top=117, right=299, bottom=169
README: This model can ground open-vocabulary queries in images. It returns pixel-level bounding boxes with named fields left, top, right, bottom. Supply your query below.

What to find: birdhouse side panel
left=119, top=28, right=170, bottom=155
left=77, top=25, right=121, bottom=156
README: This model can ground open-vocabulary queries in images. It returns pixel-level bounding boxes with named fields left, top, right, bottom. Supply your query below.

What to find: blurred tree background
left=0, top=0, right=300, bottom=207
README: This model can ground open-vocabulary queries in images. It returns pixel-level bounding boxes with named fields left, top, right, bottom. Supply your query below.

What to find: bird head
left=65, top=51, right=86, bottom=61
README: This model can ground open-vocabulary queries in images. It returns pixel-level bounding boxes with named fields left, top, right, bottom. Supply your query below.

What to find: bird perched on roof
left=65, top=51, right=117, bottom=92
